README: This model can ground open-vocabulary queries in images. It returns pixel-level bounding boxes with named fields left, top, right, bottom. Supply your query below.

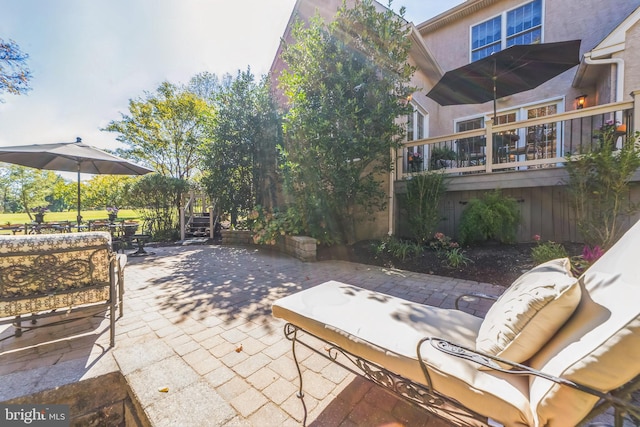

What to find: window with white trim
left=455, top=112, right=518, bottom=164
left=405, top=105, right=428, bottom=172
left=471, top=0, right=542, bottom=61
left=525, top=103, right=559, bottom=159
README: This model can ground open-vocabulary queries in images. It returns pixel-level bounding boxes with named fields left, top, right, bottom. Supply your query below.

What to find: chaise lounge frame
left=274, top=218, right=640, bottom=427
left=283, top=317, right=639, bottom=427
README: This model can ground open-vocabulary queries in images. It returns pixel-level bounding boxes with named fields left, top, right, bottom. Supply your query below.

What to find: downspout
left=584, top=53, right=624, bottom=102
left=388, top=147, right=395, bottom=236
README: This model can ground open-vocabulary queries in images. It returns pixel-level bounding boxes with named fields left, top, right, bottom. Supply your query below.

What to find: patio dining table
left=0, top=224, right=25, bottom=235
left=25, top=221, right=72, bottom=234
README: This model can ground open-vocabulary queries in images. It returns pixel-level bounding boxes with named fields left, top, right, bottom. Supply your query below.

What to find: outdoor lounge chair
left=0, top=232, right=126, bottom=347
left=272, top=220, right=640, bottom=426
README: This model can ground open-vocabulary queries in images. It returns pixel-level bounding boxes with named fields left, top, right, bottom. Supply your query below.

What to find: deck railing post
left=631, top=90, right=640, bottom=136
left=179, top=206, right=185, bottom=241
left=209, top=206, right=214, bottom=239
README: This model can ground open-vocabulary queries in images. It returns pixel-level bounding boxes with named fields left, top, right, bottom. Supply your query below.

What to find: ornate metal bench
left=273, top=220, right=640, bottom=426
left=0, top=232, right=126, bottom=347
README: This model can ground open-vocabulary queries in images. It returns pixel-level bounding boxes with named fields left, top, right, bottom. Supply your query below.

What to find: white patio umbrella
left=0, top=137, right=154, bottom=230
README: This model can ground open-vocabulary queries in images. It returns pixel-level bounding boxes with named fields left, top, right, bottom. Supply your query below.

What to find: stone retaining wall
left=277, top=235, right=317, bottom=262
left=220, top=230, right=253, bottom=245
left=220, top=230, right=316, bottom=262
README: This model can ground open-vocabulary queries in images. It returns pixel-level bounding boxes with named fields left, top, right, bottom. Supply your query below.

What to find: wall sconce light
left=576, top=95, right=587, bottom=109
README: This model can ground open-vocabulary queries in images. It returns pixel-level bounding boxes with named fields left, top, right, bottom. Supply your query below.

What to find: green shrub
left=445, top=247, right=472, bottom=268
left=428, top=232, right=470, bottom=268
left=458, top=190, right=521, bottom=245
left=387, top=238, right=423, bottom=261
left=565, top=128, right=640, bottom=248
left=531, top=241, right=568, bottom=265
left=249, top=205, right=305, bottom=245
left=371, top=238, right=389, bottom=256
left=128, top=173, right=189, bottom=241
left=429, top=231, right=454, bottom=254
left=372, top=236, right=424, bottom=261
left=405, top=172, right=448, bottom=244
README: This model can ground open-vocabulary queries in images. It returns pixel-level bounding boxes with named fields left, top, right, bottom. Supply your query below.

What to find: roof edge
left=416, top=0, right=500, bottom=34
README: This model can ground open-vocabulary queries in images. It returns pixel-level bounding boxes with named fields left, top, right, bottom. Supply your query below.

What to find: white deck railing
left=397, top=101, right=635, bottom=180
left=179, top=191, right=215, bottom=240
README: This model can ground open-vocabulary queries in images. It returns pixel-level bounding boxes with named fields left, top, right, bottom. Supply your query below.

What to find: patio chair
left=272, top=220, right=640, bottom=426
left=0, top=232, right=126, bottom=347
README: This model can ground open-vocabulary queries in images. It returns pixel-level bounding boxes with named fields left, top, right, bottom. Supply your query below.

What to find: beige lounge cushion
left=529, top=219, right=640, bottom=426
left=476, top=258, right=581, bottom=366
left=272, top=280, right=535, bottom=426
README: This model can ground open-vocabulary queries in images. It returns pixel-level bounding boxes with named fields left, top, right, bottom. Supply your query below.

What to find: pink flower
left=582, top=245, right=604, bottom=263
left=532, top=234, right=541, bottom=242
left=434, top=232, right=444, bottom=240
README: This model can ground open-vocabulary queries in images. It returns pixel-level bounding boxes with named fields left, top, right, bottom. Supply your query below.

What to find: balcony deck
left=397, top=101, right=637, bottom=191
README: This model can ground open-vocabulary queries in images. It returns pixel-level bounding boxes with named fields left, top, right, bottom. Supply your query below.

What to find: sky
left=0, top=0, right=464, bottom=154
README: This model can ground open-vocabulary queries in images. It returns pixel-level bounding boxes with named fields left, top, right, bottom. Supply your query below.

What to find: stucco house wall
left=418, top=0, right=640, bottom=134
left=624, top=21, right=640, bottom=100
left=272, top=0, right=640, bottom=243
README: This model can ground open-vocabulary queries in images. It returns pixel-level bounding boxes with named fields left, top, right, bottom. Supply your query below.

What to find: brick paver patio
left=0, top=243, right=512, bottom=426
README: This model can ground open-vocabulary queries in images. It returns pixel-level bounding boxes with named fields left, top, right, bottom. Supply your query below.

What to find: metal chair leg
left=285, top=324, right=308, bottom=426
left=14, top=315, right=22, bottom=337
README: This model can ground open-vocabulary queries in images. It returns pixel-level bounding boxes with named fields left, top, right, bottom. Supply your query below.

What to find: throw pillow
left=475, top=258, right=581, bottom=367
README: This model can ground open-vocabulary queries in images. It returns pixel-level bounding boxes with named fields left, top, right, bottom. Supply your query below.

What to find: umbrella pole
left=77, top=166, right=82, bottom=232
left=492, top=58, right=498, bottom=125
left=493, top=80, right=497, bottom=125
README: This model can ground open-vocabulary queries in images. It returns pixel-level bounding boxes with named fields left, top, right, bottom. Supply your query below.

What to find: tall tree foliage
left=278, top=0, right=415, bottom=244
left=0, top=38, right=31, bottom=100
left=128, top=173, right=189, bottom=240
left=103, top=81, right=210, bottom=180
left=201, top=69, right=280, bottom=225
left=188, top=71, right=223, bottom=104
left=1, top=165, right=59, bottom=218
left=83, top=175, right=134, bottom=211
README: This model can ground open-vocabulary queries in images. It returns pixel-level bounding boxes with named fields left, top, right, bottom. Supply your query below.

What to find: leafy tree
left=0, top=167, right=16, bottom=213
left=278, top=0, right=415, bottom=244
left=188, top=71, right=223, bottom=103
left=128, top=173, right=189, bottom=240
left=103, top=81, right=211, bottom=180
left=2, top=165, right=58, bottom=218
left=201, top=69, right=280, bottom=226
left=83, top=175, right=135, bottom=211
left=51, top=179, right=79, bottom=212
left=0, top=38, right=31, bottom=100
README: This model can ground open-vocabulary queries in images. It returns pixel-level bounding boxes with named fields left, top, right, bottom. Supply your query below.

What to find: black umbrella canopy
left=0, top=138, right=153, bottom=228
left=427, top=40, right=581, bottom=121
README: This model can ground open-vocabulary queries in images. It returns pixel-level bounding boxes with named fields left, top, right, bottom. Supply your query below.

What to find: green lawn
left=0, top=209, right=139, bottom=226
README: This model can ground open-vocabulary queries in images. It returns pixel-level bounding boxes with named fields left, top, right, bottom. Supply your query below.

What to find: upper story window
left=471, top=0, right=542, bottom=61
